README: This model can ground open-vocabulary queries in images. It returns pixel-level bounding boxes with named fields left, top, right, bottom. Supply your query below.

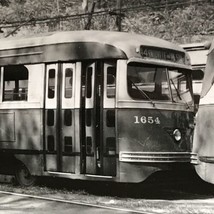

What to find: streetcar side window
left=64, top=68, right=73, bottom=98
left=107, top=67, right=116, bottom=98
left=48, top=69, right=56, bottom=99
left=3, top=65, right=28, bottom=101
left=192, top=69, right=204, bottom=81
left=86, top=67, right=93, bottom=98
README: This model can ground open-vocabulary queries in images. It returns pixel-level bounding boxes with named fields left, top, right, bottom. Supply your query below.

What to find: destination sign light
left=140, top=46, right=186, bottom=64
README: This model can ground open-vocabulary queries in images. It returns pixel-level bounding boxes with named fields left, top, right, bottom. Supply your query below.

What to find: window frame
left=127, top=63, right=193, bottom=104
left=2, top=65, right=29, bottom=102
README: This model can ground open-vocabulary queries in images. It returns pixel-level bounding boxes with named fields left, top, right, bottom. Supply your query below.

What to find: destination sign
left=140, top=46, right=186, bottom=64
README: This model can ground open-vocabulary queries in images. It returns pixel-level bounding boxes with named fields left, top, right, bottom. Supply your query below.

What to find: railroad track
left=0, top=190, right=157, bottom=214
left=1, top=171, right=214, bottom=214
left=1, top=184, right=214, bottom=214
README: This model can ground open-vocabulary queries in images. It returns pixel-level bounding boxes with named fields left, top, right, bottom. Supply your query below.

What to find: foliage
left=122, top=3, right=214, bottom=43
left=0, top=0, right=213, bottom=43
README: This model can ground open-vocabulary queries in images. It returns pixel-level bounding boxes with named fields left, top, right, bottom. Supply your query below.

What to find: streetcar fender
left=14, top=154, right=43, bottom=176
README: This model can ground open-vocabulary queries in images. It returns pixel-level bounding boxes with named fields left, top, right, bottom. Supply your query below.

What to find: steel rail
left=0, top=190, right=157, bottom=214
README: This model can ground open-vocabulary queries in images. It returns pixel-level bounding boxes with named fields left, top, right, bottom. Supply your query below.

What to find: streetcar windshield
left=127, top=63, right=193, bottom=104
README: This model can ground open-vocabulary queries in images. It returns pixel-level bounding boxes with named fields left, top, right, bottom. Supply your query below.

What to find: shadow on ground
left=34, top=169, right=214, bottom=200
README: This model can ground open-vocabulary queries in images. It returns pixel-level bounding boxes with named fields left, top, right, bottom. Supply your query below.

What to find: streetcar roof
left=0, top=30, right=187, bottom=65
left=0, top=30, right=184, bottom=53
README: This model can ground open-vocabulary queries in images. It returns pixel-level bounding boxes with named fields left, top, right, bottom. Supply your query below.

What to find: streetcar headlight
left=173, top=129, right=181, bottom=141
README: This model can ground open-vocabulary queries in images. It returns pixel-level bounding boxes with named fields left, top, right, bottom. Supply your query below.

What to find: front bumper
left=119, top=151, right=198, bottom=164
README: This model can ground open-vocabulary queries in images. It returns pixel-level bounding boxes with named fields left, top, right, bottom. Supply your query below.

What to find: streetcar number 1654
left=134, top=116, right=161, bottom=124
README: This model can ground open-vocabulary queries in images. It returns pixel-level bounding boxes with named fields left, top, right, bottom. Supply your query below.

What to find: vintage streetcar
left=193, top=39, right=214, bottom=184
left=0, top=30, right=195, bottom=186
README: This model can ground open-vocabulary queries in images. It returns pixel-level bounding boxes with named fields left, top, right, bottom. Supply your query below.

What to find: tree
left=0, top=0, right=10, bottom=7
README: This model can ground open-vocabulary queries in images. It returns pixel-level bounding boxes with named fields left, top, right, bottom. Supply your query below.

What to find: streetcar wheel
left=15, top=164, right=36, bottom=187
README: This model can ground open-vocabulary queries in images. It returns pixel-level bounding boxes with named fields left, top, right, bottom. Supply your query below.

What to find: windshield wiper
left=170, top=79, right=182, bottom=100
left=128, top=78, right=156, bottom=107
left=170, top=78, right=190, bottom=109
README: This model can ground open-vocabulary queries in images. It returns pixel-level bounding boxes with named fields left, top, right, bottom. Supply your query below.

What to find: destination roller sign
left=140, top=46, right=186, bottom=64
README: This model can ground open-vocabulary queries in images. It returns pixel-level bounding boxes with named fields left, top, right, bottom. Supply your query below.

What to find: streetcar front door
left=44, top=62, right=116, bottom=177
left=44, top=63, right=77, bottom=173
left=80, top=62, right=117, bottom=176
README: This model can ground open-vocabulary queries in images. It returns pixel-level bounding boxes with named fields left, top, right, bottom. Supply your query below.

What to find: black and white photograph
left=0, top=0, right=213, bottom=213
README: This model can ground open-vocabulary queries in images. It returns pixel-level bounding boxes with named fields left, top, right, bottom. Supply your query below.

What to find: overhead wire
left=0, top=0, right=211, bottom=29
